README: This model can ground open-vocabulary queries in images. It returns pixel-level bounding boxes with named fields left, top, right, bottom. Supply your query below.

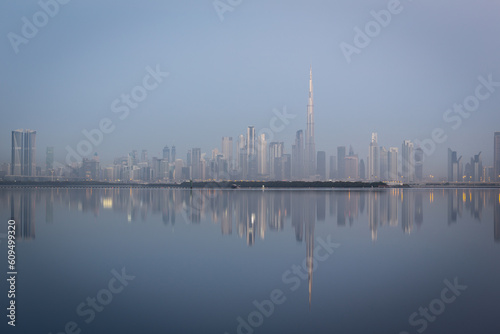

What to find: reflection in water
left=2, top=188, right=500, bottom=245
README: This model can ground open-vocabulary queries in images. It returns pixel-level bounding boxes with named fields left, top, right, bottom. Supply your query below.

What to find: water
left=1, top=187, right=499, bottom=334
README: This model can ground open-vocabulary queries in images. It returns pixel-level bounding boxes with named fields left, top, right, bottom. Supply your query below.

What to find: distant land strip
left=0, top=180, right=499, bottom=189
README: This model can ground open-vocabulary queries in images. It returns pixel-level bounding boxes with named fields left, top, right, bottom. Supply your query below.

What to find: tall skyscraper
left=247, top=126, right=256, bottom=179
left=379, top=146, right=388, bottom=181
left=337, top=146, right=346, bottom=179
left=221, top=137, right=233, bottom=165
left=368, top=133, right=379, bottom=180
left=11, top=129, right=36, bottom=176
left=292, top=130, right=304, bottom=179
left=141, top=149, right=148, bottom=163
left=269, top=142, right=284, bottom=179
left=191, top=148, right=201, bottom=180
left=402, top=140, right=414, bottom=182
left=447, top=148, right=462, bottom=182
left=304, top=66, right=316, bottom=178
left=171, top=146, right=176, bottom=162
left=495, top=132, right=500, bottom=181
left=329, top=156, right=337, bottom=180
left=163, top=146, right=170, bottom=162
left=388, top=147, right=398, bottom=181
left=46, top=146, right=54, bottom=171
left=316, top=151, right=326, bottom=180
left=257, top=134, right=267, bottom=177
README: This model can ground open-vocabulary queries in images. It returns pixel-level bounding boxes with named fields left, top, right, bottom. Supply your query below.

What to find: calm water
left=1, top=188, right=499, bottom=334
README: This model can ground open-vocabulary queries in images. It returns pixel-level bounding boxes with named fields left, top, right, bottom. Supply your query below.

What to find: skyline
left=1, top=0, right=500, bottom=178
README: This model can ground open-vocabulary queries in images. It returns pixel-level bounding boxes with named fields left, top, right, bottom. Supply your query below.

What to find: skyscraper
left=247, top=126, right=256, bottom=179
left=304, top=66, right=316, bottom=178
left=221, top=137, right=233, bottom=165
left=379, top=146, right=388, bottom=181
left=269, top=142, right=284, bottom=180
left=257, top=134, right=267, bottom=177
left=191, top=148, right=201, bottom=180
left=292, top=130, right=304, bottom=179
left=402, top=140, right=414, bottom=182
left=495, top=132, right=500, bottom=181
left=368, top=133, right=379, bottom=180
left=388, top=147, right=398, bottom=181
left=337, top=146, right=346, bottom=179
left=163, top=146, right=170, bottom=162
left=448, top=148, right=462, bottom=182
left=11, top=129, right=36, bottom=176
left=329, top=156, right=337, bottom=180
left=171, top=146, right=176, bottom=162
left=316, top=151, right=326, bottom=180
left=46, top=146, right=54, bottom=172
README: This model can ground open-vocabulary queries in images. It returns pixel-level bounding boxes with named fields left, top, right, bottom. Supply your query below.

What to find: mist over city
left=1, top=2, right=500, bottom=334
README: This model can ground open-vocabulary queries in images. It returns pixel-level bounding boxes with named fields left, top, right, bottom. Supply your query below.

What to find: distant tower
left=11, top=129, right=36, bottom=176
left=163, top=146, right=170, bottom=162
left=247, top=126, right=256, bottom=179
left=414, top=147, right=424, bottom=181
left=46, top=147, right=54, bottom=171
left=368, top=133, right=379, bottom=180
left=304, top=66, right=316, bottom=178
left=402, top=140, right=414, bottom=182
left=316, top=151, right=326, bottom=180
left=337, top=146, right=346, bottom=179
left=171, top=146, right=176, bottom=162
left=221, top=137, right=233, bottom=165
left=388, top=147, right=398, bottom=181
left=292, top=130, right=304, bottom=179
left=257, top=134, right=267, bottom=177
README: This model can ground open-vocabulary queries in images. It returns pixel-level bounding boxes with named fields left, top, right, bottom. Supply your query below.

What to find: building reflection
left=1, top=188, right=499, bottom=284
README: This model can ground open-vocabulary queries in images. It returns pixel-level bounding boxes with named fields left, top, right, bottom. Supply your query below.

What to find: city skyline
left=1, top=1, right=500, bottom=178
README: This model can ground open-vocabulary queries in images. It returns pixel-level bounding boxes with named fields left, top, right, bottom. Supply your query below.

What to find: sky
left=1, top=0, right=499, bottom=178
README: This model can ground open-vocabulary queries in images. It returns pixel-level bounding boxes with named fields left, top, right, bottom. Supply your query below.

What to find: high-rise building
left=269, top=142, right=284, bottom=180
left=247, top=126, right=256, bottom=179
left=388, top=147, right=398, bottom=181
left=192, top=148, right=201, bottom=180
left=316, top=151, right=326, bottom=180
left=237, top=134, right=247, bottom=179
left=495, top=132, right=500, bottom=181
left=329, top=156, right=337, bottom=180
left=171, top=146, right=176, bottom=162
left=368, top=133, right=379, bottom=180
left=46, top=146, right=54, bottom=172
left=344, top=146, right=358, bottom=179
left=221, top=137, right=233, bottom=165
left=162, top=146, right=170, bottom=162
left=337, top=146, right=346, bottom=179
left=448, top=148, right=462, bottom=182
left=414, top=147, right=424, bottom=181
left=11, top=129, right=36, bottom=176
left=292, top=130, right=304, bottom=179
left=257, top=134, right=267, bottom=177
left=304, top=66, right=316, bottom=178
left=379, top=146, right=388, bottom=181
left=402, top=140, right=414, bottom=182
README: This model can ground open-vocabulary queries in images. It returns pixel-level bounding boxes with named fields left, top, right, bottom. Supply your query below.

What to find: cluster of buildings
left=2, top=71, right=500, bottom=183
left=448, top=132, right=500, bottom=182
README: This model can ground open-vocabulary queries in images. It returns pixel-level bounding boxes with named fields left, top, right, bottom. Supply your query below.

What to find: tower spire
left=305, top=66, right=316, bottom=178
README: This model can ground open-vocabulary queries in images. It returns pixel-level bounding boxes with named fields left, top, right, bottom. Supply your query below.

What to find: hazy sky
left=1, top=0, right=499, bottom=177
